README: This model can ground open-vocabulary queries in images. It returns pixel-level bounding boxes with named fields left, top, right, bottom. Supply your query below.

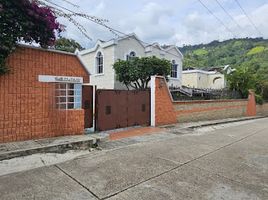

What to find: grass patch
left=247, top=46, right=265, bottom=55
left=193, top=48, right=208, bottom=56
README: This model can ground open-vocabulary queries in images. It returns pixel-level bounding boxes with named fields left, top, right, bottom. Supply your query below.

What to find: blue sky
left=52, top=0, right=268, bottom=47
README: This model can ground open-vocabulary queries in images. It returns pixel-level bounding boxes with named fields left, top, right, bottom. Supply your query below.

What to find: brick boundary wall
left=151, top=76, right=257, bottom=125
left=173, top=100, right=248, bottom=123
left=151, top=76, right=177, bottom=126
left=0, top=46, right=89, bottom=143
left=256, top=103, right=268, bottom=116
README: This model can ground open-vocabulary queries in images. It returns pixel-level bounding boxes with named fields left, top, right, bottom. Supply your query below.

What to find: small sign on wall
left=38, top=75, right=83, bottom=84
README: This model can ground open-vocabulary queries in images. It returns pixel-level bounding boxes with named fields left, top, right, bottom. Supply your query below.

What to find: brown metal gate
left=82, top=85, right=93, bottom=128
left=96, top=90, right=150, bottom=131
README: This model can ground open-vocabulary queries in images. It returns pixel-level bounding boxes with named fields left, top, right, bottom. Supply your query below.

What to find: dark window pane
left=68, top=103, right=74, bottom=109
left=58, top=104, right=67, bottom=109
left=105, top=106, right=111, bottom=115
left=142, top=104, right=146, bottom=112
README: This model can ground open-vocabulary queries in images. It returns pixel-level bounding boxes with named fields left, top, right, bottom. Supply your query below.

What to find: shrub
left=255, top=94, right=264, bottom=105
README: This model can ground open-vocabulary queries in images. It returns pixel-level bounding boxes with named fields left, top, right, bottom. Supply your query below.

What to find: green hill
left=179, top=38, right=268, bottom=70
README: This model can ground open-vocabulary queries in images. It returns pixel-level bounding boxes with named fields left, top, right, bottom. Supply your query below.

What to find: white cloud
left=55, top=0, right=268, bottom=48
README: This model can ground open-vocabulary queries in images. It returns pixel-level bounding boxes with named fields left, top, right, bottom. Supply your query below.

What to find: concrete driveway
left=0, top=118, right=267, bottom=200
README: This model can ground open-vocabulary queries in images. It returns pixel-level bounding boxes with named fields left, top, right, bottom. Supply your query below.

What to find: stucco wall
left=80, top=46, right=115, bottom=89
left=182, top=71, right=225, bottom=89
left=208, top=73, right=225, bottom=89
left=164, top=48, right=183, bottom=87
left=0, top=47, right=89, bottom=143
left=115, top=37, right=146, bottom=60
left=182, top=73, right=198, bottom=88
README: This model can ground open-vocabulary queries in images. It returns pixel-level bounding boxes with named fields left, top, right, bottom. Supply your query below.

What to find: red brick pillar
left=151, top=76, right=177, bottom=126
left=247, top=90, right=256, bottom=116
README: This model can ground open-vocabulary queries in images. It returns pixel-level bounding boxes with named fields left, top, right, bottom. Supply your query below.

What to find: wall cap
left=173, top=99, right=248, bottom=104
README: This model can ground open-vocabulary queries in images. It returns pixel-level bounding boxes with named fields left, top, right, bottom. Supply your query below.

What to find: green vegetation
left=113, top=56, right=171, bottom=90
left=0, top=0, right=62, bottom=75
left=179, top=38, right=268, bottom=102
left=193, top=49, right=208, bottom=56
left=54, top=37, right=84, bottom=53
left=247, top=46, right=266, bottom=55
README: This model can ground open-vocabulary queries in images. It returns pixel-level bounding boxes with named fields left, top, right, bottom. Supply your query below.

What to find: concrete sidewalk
left=0, top=117, right=267, bottom=200
left=0, top=116, right=264, bottom=161
left=0, top=134, right=106, bottom=161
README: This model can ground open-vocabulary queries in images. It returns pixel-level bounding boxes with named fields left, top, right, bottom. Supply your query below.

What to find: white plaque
left=38, top=75, right=83, bottom=84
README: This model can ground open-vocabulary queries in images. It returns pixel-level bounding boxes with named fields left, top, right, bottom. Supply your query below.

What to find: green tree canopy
left=113, top=56, right=171, bottom=90
left=227, top=66, right=256, bottom=98
left=54, top=37, right=84, bottom=53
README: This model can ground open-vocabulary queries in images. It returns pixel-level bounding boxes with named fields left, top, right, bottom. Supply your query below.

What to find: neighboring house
left=77, top=33, right=183, bottom=89
left=182, top=69, right=226, bottom=89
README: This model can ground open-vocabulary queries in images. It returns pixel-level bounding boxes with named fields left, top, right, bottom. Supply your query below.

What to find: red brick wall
left=0, top=46, right=90, bottom=143
left=173, top=100, right=248, bottom=122
left=153, top=76, right=256, bottom=125
left=257, top=103, right=268, bottom=116
left=155, top=77, right=177, bottom=126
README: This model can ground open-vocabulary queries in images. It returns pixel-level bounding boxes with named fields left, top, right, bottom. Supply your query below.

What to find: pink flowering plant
left=0, top=0, right=62, bottom=74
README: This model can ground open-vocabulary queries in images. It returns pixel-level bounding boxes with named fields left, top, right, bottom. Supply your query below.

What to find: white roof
left=78, top=33, right=183, bottom=58
left=182, top=69, right=222, bottom=75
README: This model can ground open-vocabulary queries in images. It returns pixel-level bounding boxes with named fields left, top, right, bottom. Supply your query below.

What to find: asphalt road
left=0, top=118, right=267, bottom=200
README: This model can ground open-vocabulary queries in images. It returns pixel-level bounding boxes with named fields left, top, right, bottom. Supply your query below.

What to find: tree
left=113, top=56, right=171, bottom=90
left=0, top=0, right=111, bottom=75
left=54, top=37, right=84, bottom=53
left=0, top=0, right=62, bottom=75
left=227, top=66, right=256, bottom=98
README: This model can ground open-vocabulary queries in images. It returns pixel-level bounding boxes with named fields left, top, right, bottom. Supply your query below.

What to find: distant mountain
left=178, top=38, right=268, bottom=71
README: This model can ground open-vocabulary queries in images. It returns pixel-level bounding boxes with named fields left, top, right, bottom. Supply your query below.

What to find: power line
left=197, top=0, right=236, bottom=37
left=42, top=0, right=183, bottom=58
left=214, top=0, right=243, bottom=31
left=234, top=0, right=263, bottom=36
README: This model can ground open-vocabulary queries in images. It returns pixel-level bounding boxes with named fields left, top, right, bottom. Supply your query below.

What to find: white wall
left=182, top=71, right=225, bottom=89
left=80, top=45, right=116, bottom=89
left=208, top=73, right=225, bottom=89
left=164, top=48, right=183, bottom=87
left=115, top=37, right=146, bottom=60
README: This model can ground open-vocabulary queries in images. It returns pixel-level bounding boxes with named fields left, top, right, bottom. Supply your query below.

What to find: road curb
left=0, top=135, right=105, bottom=161
left=187, top=116, right=267, bottom=129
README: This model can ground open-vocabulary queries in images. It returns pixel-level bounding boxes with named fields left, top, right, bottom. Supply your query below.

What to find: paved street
left=0, top=118, right=268, bottom=200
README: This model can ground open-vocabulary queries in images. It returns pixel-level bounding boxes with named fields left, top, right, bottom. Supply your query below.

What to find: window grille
left=171, top=60, right=178, bottom=78
left=55, top=83, right=82, bottom=109
left=96, top=52, right=103, bottom=74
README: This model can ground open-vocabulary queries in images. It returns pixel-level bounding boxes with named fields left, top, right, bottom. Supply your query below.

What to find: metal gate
left=96, top=90, right=150, bottom=131
left=82, top=85, right=93, bottom=128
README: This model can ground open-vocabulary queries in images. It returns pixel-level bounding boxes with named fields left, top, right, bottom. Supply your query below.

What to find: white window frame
left=171, top=60, right=178, bottom=78
left=55, top=83, right=82, bottom=110
left=126, top=51, right=136, bottom=61
left=96, top=51, right=104, bottom=74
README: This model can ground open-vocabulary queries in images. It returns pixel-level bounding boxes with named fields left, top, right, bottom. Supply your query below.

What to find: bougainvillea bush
left=0, top=0, right=62, bottom=75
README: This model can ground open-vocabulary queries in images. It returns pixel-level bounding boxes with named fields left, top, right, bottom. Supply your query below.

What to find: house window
left=171, top=60, right=178, bottom=78
left=55, top=83, right=82, bottom=109
left=126, top=51, right=136, bottom=60
left=96, top=52, right=103, bottom=74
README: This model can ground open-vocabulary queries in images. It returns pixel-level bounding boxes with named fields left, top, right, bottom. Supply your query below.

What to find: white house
left=182, top=69, right=226, bottom=89
left=77, top=33, right=183, bottom=89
